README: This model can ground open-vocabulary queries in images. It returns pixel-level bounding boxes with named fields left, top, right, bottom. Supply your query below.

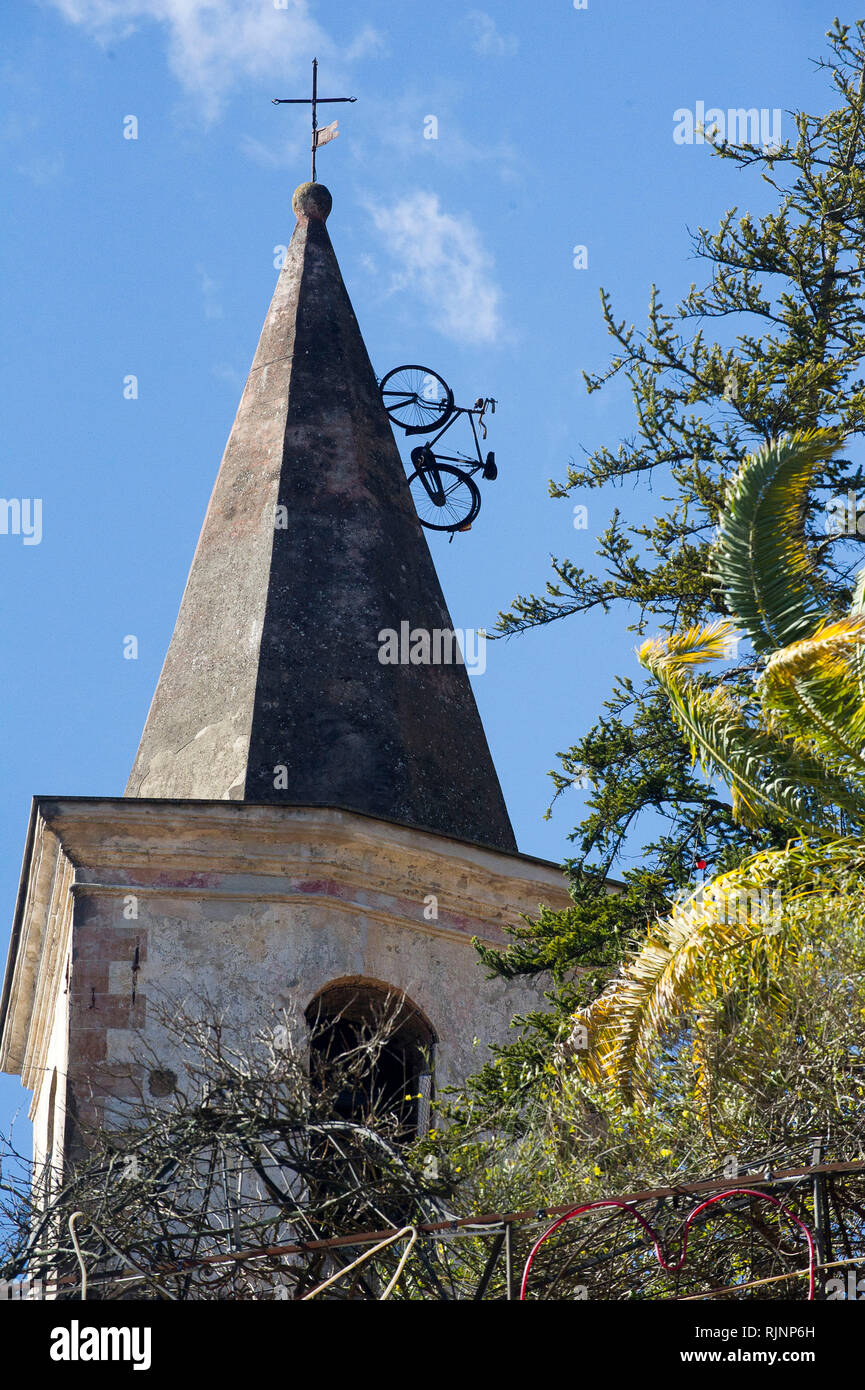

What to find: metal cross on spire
left=272, top=58, right=356, bottom=182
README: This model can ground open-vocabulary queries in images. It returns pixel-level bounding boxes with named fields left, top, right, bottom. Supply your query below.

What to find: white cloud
left=367, top=192, right=502, bottom=345
left=1, top=102, right=65, bottom=184
left=211, top=361, right=245, bottom=391
left=45, top=0, right=374, bottom=121
left=351, top=82, right=527, bottom=186
left=343, top=24, right=384, bottom=62
left=16, top=154, right=65, bottom=185
left=466, top=11, right=518, bottom=58
left=237, top=133, right=303, bottom=169
left=196, top=264, right=223, bottom=320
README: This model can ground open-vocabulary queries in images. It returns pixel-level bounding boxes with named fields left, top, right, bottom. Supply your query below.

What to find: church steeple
left=126, top=182, right=517, bottom=853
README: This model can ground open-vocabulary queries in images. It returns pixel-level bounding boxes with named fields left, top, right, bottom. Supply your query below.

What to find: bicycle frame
left=415, top=404, right=489, bottom=473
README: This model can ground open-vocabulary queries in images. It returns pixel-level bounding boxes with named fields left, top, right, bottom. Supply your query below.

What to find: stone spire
left=126, top=182, right=517, bottom=853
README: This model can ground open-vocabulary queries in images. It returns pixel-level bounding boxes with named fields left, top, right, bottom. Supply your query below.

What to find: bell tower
left=0, top=183, right=569, bottom=1181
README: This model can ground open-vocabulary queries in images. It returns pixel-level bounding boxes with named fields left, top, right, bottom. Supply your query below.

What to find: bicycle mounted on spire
left=378, top=365, right=498, bottom=534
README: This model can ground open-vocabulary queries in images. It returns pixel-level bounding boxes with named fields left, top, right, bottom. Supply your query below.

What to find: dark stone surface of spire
left=126, top=183, right=517, bottom=852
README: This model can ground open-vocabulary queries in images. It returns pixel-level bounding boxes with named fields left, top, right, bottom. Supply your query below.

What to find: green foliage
left=567, top=426, right=865, bottom=1101
left=476, top=22, right=865, bottom=1087
left=443, top=891, right=865, bottom=1299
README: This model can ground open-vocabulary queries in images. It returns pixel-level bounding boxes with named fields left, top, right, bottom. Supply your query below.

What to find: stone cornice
left=0, top=806, right=75, bottom=1086
left=30, top=797, right=567, bottom=900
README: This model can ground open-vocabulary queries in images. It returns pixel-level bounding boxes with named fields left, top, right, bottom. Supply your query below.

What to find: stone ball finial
left=292, top=182, right=332, bottom=221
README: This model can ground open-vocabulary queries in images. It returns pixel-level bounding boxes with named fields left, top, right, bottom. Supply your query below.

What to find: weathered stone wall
left=1, top=798, right=571, bottom=1178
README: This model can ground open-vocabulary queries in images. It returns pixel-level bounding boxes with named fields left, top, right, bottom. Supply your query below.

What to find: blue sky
left=0, top=0, right=838, bottom=1138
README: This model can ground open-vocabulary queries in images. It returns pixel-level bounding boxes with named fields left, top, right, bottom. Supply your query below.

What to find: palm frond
left=713, top=428, right=845, bottom=656
left=640, top=628, right=865, bottom=834
left=587, top=431, right=865, bottom=1106
left=638, top=618, right=739, bottom=669
left=850, top=565, right=865, bottom=700
left=574, top=840, right=865, bottom=1103
left=758, top=616, right=865, bottom=779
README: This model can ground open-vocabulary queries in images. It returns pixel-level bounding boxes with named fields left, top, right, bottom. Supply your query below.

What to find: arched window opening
left=305, top=981, right=436, bottom=1142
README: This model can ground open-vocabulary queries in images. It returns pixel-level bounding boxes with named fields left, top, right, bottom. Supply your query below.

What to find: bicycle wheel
left=407, top=461, right=481, bottom=532
left=380, top=365, right=453, bottom=433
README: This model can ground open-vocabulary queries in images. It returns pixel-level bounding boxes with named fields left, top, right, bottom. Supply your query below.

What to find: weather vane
left=272, top=58, right=356, bottom=183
